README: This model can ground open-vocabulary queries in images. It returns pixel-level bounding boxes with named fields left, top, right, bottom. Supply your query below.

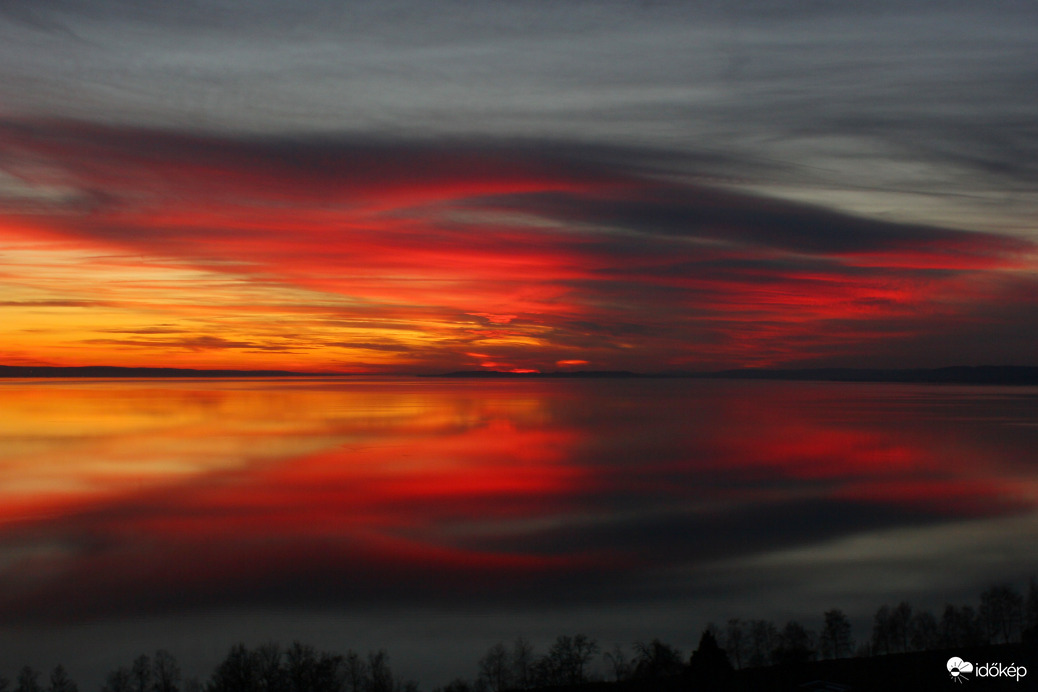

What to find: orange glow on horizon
left=1, top=378, right=1036, bottom=622
left=3, top=120, right=1036, bottom=373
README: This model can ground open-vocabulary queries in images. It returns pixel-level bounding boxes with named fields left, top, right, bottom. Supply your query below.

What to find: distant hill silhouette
left=705, top=365, right=1038, bottom=385
left=434, top=366, right=1038, bottom=385
left=435, top=370, right=643, bottom=379
left=4, top=364, right=1037, bottom=384
left=0, top=365, right=335, bottom=378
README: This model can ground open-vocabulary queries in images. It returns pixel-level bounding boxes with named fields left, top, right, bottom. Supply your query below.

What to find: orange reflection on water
left=0, top=377, right=578, bottom=518
left=0, top=378, right=1036, bottom=622
left=0, top=378, right=598, bottom=620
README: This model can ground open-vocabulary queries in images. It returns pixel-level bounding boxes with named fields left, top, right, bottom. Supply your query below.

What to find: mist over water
left=1, top=377, right=1036, bottom=687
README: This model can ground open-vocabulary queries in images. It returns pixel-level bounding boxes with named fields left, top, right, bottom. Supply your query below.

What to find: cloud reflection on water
left=2, top=378, right=1036, bottom=626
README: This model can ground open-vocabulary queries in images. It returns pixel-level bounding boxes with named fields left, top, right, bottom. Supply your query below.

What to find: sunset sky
left=2, top=1, right=1037, bottom=373
left=4, top=377, right=1037, bottom=685
left=4, top=6, right=1038, bottom=686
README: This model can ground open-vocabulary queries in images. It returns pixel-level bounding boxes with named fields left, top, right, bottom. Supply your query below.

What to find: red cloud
left=2, top=119, right=1035, bottom=372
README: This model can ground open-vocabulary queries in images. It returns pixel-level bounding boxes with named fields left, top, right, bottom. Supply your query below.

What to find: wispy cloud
left=2, top=119, right=1035, bottom=371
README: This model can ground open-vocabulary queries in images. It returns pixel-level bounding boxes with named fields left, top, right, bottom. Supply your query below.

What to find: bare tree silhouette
left=772, top=621, right=815, bottom=665
left=908, top=610, right=938, bottom=652
left=939, top=603, right=984, bottom=648
left=871, top=605, right=892, bottom=655
left=602, top=644, right=631, bottom=682
left=1025, top=577, right=1038, bottom=642
left=367, top=650, right=395, bottom=692
left=538, top=634, right=599, bottom=687
left=47, top=666, right=76, bottom=692
left=688, top=629, right=734, bottom=691
left=15, top=667, right=42, bottom=692
left=631, top=639, right=683, bottom=679
left=341, top=650, right=367, bottom=692
left=724, top=619, right=747, bottom=669
left=130, top=656, right=150, bottom=692
left=208, top=644, right=258, bottom=692
left=980, top=584, right=1024, bottom=644
left=511, top=637, right=535, bottom=690
left=152, top=651, right=180, bottom=692
left=477, top=642, right=511, bottom=692
left=746, top=619, right=778, bottom=667
left=101, top=667, right=132, bottom=692
left=819, top=609, right=853, bottom=659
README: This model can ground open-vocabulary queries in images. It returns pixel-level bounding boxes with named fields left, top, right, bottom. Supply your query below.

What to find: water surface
left=1, top=377, right=1036, bottom=685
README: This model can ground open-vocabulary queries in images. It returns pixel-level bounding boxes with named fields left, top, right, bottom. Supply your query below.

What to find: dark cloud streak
left=3, top=117, right=1035, bottom=370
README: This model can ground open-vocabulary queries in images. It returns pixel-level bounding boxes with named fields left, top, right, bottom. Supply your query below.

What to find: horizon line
left=2, top=364, right=1037, bottom=384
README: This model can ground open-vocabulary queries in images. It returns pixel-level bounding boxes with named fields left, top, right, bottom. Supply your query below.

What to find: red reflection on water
left=0, top=379, right=1035, bottom=622
left=122, top=420, right=582, bottom=540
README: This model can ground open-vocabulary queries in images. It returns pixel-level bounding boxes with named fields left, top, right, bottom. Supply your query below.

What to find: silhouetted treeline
left=3, top=577, right=1036, bottom=692
left=201, top=642, right=416, bottom=692
left=1, top=664, right=80, bottom=692
left=703, top=579, right=1037, bottom=670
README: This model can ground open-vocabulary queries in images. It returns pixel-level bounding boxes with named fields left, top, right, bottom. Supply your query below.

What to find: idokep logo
left=948, top=657, right=974, bottom=683
left=947, top=656, right=1028, bottom=683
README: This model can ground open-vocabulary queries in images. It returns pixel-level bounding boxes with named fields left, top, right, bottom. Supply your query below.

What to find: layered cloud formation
left=2, top=120, right=1035, bottom=372
left=3, top=2, right=1038, bottom=371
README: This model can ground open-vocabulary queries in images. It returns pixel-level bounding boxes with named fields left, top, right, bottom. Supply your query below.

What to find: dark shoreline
left=0, top=365, right=335, bottom=378
left=3, top=364, right=1038, bottom=385
left=433, top=365, right=1038, bottom=385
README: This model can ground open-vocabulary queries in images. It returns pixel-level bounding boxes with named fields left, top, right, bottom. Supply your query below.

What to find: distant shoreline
left=433, top=365, right=1038, bottom=385
left=3, top=364, right=1037, bottom=385
left=0, top=365, right=336, bottom=378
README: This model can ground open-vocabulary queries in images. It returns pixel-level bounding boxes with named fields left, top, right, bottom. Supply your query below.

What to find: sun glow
left=2, top=122, right=1036, bottom=373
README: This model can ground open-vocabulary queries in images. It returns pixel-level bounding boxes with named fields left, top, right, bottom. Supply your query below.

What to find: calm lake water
left=1, top=377, right=1036, bottom=686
